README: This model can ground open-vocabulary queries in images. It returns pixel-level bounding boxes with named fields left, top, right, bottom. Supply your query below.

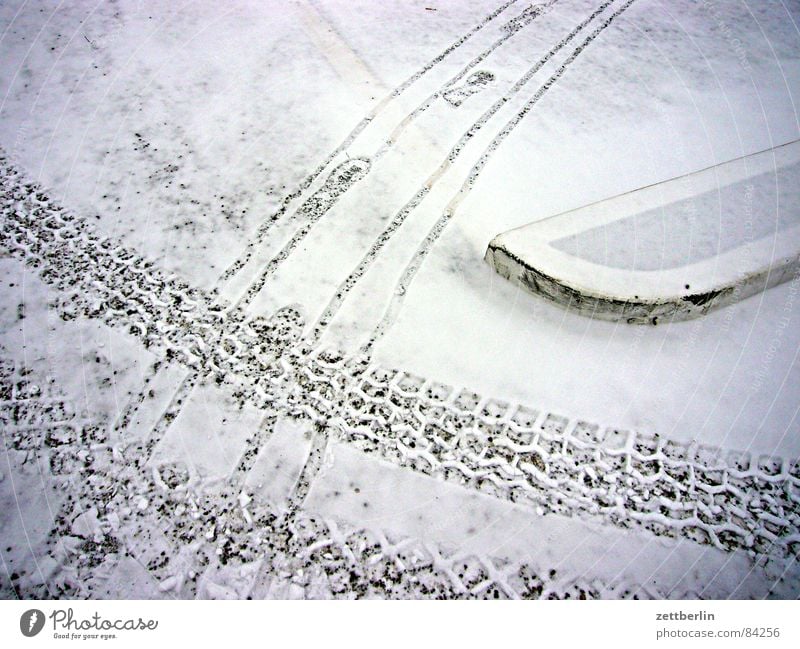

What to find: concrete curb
left=485, top=140, right=800, bottom=324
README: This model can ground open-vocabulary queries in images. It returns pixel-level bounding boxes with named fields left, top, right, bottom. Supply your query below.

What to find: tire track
left=109, top=358, right=163, bottom=447
left=374, top=0, right=560, bottom=158
left=231, top=1, right=559, bottom=310
left=369, top=0, right=639, bottom=349
left=308, top=0, right=621, bottom=343
left=214, top=0, right=522, bottom=290
left=231, top=412, right=278, bottom=484
left=4, top=156, right=799, bottom=559
left=2, top=360, right=633, bottom=599
left=137, top=372, right=198, bottom=469
left=285, top=421, right=329, bottom=515
left=0, top=358, right=117, bottom=598
left=4, top=356, right=749, bottom=599
left=228, top=158, right=371, bottom=313
left=315, top=358, right=800, bottom=558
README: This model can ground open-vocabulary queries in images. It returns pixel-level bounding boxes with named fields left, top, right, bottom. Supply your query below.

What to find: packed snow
left=1, top=0, right=799, bottom=599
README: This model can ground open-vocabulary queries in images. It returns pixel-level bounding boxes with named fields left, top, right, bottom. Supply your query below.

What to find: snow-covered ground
left=1, top=0, right=799, bottom=599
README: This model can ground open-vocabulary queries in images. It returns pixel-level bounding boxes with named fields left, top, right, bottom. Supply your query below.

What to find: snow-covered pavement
left=1, top=0, right=799, bottom=599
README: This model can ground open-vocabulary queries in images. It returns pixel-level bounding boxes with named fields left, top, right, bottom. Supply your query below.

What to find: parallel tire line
left=214, top=0, right=522, bottom=290
left=307, top=0, right=620, bottom=343
left=369, top=0, right=639, bottom=348
left=230, top=0, right=559, bottom=310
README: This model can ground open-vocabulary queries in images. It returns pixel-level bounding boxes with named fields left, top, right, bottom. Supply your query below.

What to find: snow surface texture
left=1, top=0, right=799, bottom=599
left=552, top=159, right=800, bottom=272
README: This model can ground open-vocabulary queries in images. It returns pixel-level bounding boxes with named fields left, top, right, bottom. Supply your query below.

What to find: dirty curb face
left=485, top=241, right=800, bottom=325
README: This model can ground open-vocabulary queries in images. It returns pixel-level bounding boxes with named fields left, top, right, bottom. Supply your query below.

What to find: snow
left=244, top=416, right=314, bottom=507
left=148, top=381, right=263, bottom=489
left=1, top=0, right=799, bottom=599
left=305, top=440, right=788, bottom=598
left=552, top=158, right=800, bottom=271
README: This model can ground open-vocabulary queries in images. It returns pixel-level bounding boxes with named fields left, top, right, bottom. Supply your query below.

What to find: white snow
left=244, top=416, right=314, bottom=507
left=1, top=0, right=798, bottom=599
